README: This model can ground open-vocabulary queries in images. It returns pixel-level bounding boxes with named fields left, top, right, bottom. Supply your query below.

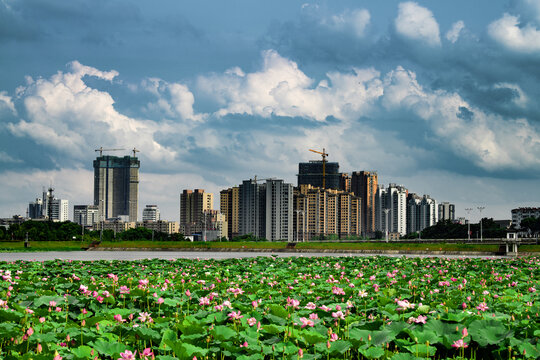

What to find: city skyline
left=1, top=1, right=540, bottom=221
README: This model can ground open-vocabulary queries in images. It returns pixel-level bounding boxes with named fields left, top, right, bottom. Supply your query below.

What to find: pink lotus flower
left=358, top=289, right=368, bottom=298
left=298, top=348, right=304, bottom=358
left=332, top=286, right=345, bottom=295
left=414, top=315, right=427, bottom=324
left=26, top=327, right=34, bottom=336
left=451, top=339, right=468, bottom=349
left=53, top=354, right=62, bottom=360
left=329, top=333, right=338, bottom=342
left=114, top=314, right=125, bottom=323
left=119, top=350, right=136, bottom=360
left=247, top=317, right=257, bottom=326
left=119, top=286, right=130, bottom=294
left=309, top=313, right=319, bottom=320
left=36, top=343, right=42, bottom=353
left=396, top=300, right=415, bottom=311
left=529, top=287, right=536, bottom=293
left=185, top=290, right=191, bottom=297
left=251, top=300, right=259, bottom=308
left=462, top=302, right=467, bottom=309
left=331, top=311, right=345, bottom=320
left=462, top=327, right=468, bottom=338
left=476, top=302, right=489, bottom=311
left=138, top=312, right=153, bottom=323
left=156, top=297, right=164, bottom=305
left=49, top=301, right=57, bottom=307
left=140, top=348, right=153, bottom=359
left=199, top=297, right=210, bottom=306
left=239, top=341, right=248, bottom=348
left=286, top=297, right=300, bottom=308
left=299, top=317, right=315, bottom=328
left=305, top=302, right=316, bottom=310
left=228, top=311, right=243, bottom=320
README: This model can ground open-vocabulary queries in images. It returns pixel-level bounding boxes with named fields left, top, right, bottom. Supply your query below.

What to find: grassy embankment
left=0, top=240, right=538, bottom=252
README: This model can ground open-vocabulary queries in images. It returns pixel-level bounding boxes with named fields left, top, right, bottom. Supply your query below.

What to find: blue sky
left=1, top=0, right=539, bottom=222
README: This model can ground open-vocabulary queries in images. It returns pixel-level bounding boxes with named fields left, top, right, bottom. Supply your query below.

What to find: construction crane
left=131, top=147, right=140, bottom=157
left=95, top=147, right=125, bottom=156
left=251, top=175, right=275, bottom=183
left=309, top=148, right=329, bottom=189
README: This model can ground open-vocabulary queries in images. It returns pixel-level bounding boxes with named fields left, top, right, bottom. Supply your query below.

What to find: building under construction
left=93, top=149, right=140, bottom=222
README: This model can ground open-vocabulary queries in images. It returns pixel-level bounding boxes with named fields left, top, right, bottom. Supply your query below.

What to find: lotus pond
left=0, top=256, right=538, bottom=360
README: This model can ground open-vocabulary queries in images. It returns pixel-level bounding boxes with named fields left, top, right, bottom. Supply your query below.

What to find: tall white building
left=265, top=179, right=293, bottom=241
left=375, top=185, right=387, bottom=233
left=420, top=195, right=438, bottom=230
left=375, top=184, right=407, bottom=236
left=50, top=199, right=69, bottom=222
left=142, top=205, right=160, bottom=222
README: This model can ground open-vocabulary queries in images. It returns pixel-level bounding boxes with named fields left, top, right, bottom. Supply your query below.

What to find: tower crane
left=131, top=147, right=140, bottom=157
left=309, top=148, right=329, bottom=189
left=94, top=147, right=126, bottom=156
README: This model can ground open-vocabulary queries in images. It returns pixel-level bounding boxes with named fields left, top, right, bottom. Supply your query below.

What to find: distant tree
left=519, top=217, right=540, bottom=235
left=373, top=231, right=383, bottom=240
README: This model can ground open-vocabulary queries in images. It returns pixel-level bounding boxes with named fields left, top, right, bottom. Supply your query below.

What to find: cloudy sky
left=1, top=0, right=540, bottom=222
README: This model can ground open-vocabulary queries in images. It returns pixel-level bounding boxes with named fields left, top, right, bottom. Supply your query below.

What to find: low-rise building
left=511, top=207, right=540, bottom=229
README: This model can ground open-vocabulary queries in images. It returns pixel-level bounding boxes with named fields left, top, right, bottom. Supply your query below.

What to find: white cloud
left=488, top=13, right=540, bottom=53
left=446, top=20, right=465, bottom=43
left=198, top=49, right=383, bottom=122
left=395, top=2, right=441, bottom=46
left=0, top=91, right=16, bottom=114
left=8, top=61, right=178, bottom=163
left=326, top=9, right=371, bottom=38
left=381, top=67, right=540, bottom=171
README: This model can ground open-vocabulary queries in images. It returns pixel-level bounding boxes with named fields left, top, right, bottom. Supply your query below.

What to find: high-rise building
left=179, top=189, right=213, bottom=235
left=294, top=185, right=360, bottom=240
left=239, top=179, right=267, bottom=239
left=74, top=205, right=99, bottom=226
left=376, top=184, right=407, bottom=236
left=49, top=199, right=69, bottom=222
left=265, top=179, right=293, bottom=241
left=339, top=173, right=351, bottom=192
left=420, top=195, right=438, bottom=230
left=298, top=161, right=340, bottom=190
left=406, top=193, right=422, bottom=234
left=28, top=187, right=69, bottom=222
left=93, top=155, right=140, bottom=222
left=438, top=202, right=455, bottom=221
left=28, top=198, right=43, bottom=219
left=142, top=205, right=160, bottom=222
left=351, top=171, right=378, bottom=236
left=220, top=187, right=240, bottom=239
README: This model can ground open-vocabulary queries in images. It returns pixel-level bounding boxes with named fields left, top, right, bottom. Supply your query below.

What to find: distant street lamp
left=465, top=208, right=473, bottom=241
left=477, top=206, right=485, bottom=241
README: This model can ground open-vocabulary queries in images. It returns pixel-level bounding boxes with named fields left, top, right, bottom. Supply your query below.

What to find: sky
left=1, top=0, right=540, bottom=222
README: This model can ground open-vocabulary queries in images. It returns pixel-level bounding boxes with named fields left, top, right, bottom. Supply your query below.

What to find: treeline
left=0, top=221, right=186, bottom=242
left=402, top=218, right=508, bottom=239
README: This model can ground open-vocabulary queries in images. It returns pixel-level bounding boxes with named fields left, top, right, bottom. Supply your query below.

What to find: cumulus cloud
left=0, top=91, right=16, bottom=114
left=324, top=9, right=371, bottom=38
left=198, top=49, right=383, bottom=122
left=446, top=20, right=465, bottom=43
left=381, top=67, right=540, bottom=171
left=394, top=2, right=441, bottom=46
left=142, top=78, right=204, bottom=122
left=488, top=13, right=540, bottom=53
left=8, top=61, right=177, bottom=163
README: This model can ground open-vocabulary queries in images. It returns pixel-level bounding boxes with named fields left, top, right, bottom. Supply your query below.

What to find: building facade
left=239, top=179, right=267, bottom=239
left=511, top=207, right=540, bottom=228
left=93, top=155, right=140, bottom=222
left=351, top=171, right=378, bottom=236
left=220, top=187, right=239, bottom=239
left=180, top=189, right=214, bottom=235
left=438, top=202, right=455, bottom=221
left=142, top=205, right=160, bottom=222
left=73, top=205, right=99, bottom=227
left=138, top=220, right=179, bottom=234
left=375, top=184, right=407, bottom=236
left=294, top=184, right=360, bottom=240
left=298, top=161, right=341, bottom=190
left=28, top=198, right=43, bottom=219
left=265, top=179, right=293, bottom=241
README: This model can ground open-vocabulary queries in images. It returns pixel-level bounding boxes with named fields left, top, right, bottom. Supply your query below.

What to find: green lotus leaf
left=404, top=343, right=437, bottom=357
left=212, top=325, right=237, bottom=341
left=469, top=319, right=514, bottom=347
left=71, top=345, right=94, bottom=359
left=360, top=346, right=385, bottom=359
